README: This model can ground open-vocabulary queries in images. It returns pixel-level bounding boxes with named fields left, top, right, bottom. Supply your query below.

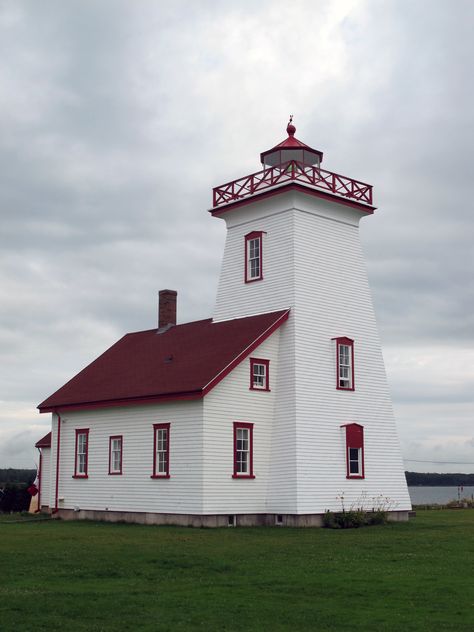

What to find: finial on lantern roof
left=286, top=115, right=296, bottom=136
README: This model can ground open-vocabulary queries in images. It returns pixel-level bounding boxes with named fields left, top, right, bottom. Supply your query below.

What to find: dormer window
left=245, top=232, right=263, bottom=283
left=333, top=337, right=355, bottom=390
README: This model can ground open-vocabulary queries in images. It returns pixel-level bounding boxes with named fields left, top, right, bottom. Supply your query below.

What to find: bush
left=0, top=484, right=32, bottom=513
left=323, top=509, right=378, bottom=529
left=323, top=493, right=393, bottom=529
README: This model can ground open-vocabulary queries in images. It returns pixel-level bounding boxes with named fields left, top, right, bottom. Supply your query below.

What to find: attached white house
left=35, top=120, right=411, bottom=526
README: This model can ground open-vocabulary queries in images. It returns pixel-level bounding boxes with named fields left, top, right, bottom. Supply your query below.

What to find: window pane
left=238, top=451, right=248, bottom=473
left=349, top=461, right=359, bottom=474
left=113, top=452, right=121, bottom=471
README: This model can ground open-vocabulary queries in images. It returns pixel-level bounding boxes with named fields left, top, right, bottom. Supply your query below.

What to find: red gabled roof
left=38, top=309, right=289, bottom=413
left=35, top=431, right=52, bottom=448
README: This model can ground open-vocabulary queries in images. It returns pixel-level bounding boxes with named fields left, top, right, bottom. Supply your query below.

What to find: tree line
left=405, top=471, right=474, bottom=486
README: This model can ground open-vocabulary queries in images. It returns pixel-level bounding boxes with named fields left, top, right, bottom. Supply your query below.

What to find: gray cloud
left=1, top=0, right=473, bottom=470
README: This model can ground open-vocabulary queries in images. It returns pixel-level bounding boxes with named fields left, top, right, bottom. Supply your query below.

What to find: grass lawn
left=1, top=511, right=473, bottom=631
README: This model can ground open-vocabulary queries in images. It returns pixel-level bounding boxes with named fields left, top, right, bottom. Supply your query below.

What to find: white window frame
left=109, top=436, right=122, bottom=475
left=348, top=447, right=362, bottom=476
left=245, top=232, right=263, bottom=282
left=233, top=422, right=255, bottom=479
left=333, top=337, right=355, bottom=391
left=74, top=429, right=89, bottom=478
left=250, top=358, right=270, bottom=391
left=152, top=423, right=170, bottom=478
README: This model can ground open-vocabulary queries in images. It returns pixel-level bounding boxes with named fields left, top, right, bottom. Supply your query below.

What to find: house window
left=108, top=435, right=123, bottom=475
left=245, top=231, right=263, bottom=282
left=250, top=358, right=270, bottom=391
left=333, top=337, right=355, bottom=390
left=341, top=423, right=364, bottom=479
left=74, top=429, right=89, bottom=478
left=152, top=423, right=170, bottom=478
left=232, top=422, right=255, bottom=479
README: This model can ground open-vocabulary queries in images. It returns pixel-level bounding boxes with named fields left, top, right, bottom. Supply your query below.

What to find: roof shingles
left=38, top=310, right=289, bottom=412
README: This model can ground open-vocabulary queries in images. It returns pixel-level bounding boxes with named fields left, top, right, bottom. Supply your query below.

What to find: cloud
left=0, top=0, right=473, bottom=469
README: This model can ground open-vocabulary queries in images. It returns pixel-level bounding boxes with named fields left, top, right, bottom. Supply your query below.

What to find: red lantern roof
left=260, top=117, right=323, bottom=167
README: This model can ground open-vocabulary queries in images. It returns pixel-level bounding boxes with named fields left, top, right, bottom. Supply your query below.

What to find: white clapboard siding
left=40, top=447, right=51, bottom=508
left=49, top=400, right=203, bottom=514
left=292, top=200, right=411, bottom=512
left=202, top=329, right=296, bottom=513
left=212, top=189, right=411, bottom=513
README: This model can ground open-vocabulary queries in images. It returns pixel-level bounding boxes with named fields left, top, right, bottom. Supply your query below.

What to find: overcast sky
left=1, top=0, right=473, bottom=473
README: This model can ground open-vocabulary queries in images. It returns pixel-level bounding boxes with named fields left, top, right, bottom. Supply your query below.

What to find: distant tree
left=0, top=484, right=32, bottom=513
left=405, top=471, right=474, bottom=486
left=0, top=468, right=36, bottom=485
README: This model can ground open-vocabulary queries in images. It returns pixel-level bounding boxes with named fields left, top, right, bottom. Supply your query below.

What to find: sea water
left=408, top=485, right=474, bottom=505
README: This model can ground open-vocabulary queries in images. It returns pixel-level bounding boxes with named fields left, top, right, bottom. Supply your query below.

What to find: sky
left=0, top=0, right=473, bottom=473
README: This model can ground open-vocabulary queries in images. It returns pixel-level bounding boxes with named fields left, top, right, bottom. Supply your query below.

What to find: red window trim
left=151, top=423, right=170, bottom=479
left=232, top=422, right=255, bottom=479
left=249, top=358, right=270, bottom=391
left=341, top=423, right=365, bottom=479
left=73, top=428, right=89, bottom=479
left=333, top=336, right=355, bottom=391
left=108, top=435, right=123, bottom=475
left=244, top=231, right=264, bottom=283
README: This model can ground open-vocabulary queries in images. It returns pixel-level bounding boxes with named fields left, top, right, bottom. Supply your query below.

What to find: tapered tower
left=210, top=119, right=410, bottom=516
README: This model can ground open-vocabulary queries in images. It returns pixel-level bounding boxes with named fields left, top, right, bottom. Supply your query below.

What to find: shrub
left=322, top=492, right=394, bottom=529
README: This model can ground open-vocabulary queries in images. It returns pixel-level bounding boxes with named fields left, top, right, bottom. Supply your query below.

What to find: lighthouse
left=211, top=119, right=411, bottom=519
left=36, top=119, right=411, bottom=526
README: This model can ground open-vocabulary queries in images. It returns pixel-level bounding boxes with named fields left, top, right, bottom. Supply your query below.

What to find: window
left=108, top=435, right=123, bottom=475
left=152, top=423, right=170, bottom=478
left=233, top=422, right=255, bottom=478
left=333, top=337, right=355, bottom=390
left=250, top=358, right=270, bottom=391
left=341, top=423, right=364, bottom=479
left=245, top=231, right=263, bottom=282
left=74, top=429, right=89, bottom=478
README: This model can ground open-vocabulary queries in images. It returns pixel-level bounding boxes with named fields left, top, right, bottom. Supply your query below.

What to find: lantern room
left=260, top=117, right=323, bottom=168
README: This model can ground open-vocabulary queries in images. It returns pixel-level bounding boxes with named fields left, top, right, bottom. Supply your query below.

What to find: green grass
left=1, top=511, right=473, bottom=631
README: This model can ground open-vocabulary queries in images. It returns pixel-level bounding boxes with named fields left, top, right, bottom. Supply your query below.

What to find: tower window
left=341, top=423, right=364, bottom=479
left=333, top=337, right=355, bottom=390
left=245, top=232, right=263, bottom=282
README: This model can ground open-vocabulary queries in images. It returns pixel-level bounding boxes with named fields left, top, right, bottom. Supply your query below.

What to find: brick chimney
left=158, top=290, right=177, bottom=329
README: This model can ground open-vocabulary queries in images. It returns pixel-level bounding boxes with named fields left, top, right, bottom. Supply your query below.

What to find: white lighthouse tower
left=211, top=119, right=411, bottom=520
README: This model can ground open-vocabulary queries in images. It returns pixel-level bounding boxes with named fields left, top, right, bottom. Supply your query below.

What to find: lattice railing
left=213, top=161, right=373, bottom=208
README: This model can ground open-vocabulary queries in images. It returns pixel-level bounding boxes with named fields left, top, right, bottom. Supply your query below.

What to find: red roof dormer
left=260, top=116, right=323, bottom=168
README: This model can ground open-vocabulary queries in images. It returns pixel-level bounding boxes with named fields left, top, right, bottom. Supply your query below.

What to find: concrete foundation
left=53, top=508, right=410, bottom=527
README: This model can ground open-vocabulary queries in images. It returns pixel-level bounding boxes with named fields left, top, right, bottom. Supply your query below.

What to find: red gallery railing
left=213, top=161, right=373, bottom=208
